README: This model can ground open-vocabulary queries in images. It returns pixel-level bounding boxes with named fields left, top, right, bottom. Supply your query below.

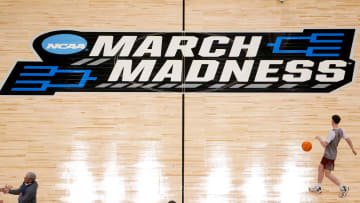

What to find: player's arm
left=344, top=134, right=357, bottom=156
left=315, top=130, right=335, bottom=148
left=345, top=137, right=357, bottom=155
left=342, top=131, right=357, bottom=156
left=315, top=136, right=328, bottom=148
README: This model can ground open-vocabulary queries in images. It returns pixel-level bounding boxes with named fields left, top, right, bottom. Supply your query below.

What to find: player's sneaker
left=308, top=186, right=322, bottom=194
left=339, top=185, right=349, bottom=198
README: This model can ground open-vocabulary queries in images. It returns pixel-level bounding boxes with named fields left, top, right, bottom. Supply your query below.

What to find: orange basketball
left=302, top=141, right=312, bottom=152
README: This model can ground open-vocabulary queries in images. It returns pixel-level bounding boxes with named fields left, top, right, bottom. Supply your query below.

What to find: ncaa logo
left=41, top=34, right=87, bottom=55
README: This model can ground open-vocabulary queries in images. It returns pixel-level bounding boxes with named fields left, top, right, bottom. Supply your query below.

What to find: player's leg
left=324, top=167, right=349, bottom=197
left=317, top=163, right=325, bottom=184
left=309, top=163, right=324, bottom=193
left=324, top=169, right=340, bottom=185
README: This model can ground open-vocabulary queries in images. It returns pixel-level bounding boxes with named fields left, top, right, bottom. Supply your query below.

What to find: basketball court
left=0, top=0, right=359, bottom=202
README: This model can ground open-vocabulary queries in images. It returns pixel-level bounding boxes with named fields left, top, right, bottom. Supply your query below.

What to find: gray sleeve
left=8, top=186, right=22, bottom=195
left=19, top=184, right=37, bottom=201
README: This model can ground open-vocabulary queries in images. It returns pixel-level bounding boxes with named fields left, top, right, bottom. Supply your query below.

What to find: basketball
left=302, top=141, right=312, bottom=152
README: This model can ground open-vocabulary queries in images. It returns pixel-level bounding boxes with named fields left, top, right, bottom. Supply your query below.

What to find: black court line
left=181, top=93, right=185, bottom=203
left=181, top=0, right=185, bottom=203
left=182, top=0, right=185, bottom=31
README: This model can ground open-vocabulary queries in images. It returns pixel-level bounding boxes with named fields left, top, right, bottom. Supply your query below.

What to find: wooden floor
left=1, top=0, right=360, bottom=202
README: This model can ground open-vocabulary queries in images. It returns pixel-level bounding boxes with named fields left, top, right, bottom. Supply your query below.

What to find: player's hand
left=315, top=136, right=321, bottom=140
left=4, top=184, right=12, bottom=192
left=1, top=188, right=8, bottom=193
left=353, top=149, right=357, bottom=156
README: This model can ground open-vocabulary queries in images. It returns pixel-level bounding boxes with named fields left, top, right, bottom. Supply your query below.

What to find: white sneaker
left=309, top=186, right=322, bottom=194
left=339, top=185, right=349, bottom=198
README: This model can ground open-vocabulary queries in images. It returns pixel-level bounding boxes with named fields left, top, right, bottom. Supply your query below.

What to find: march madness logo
left=0, top=29, right=357, bottom=95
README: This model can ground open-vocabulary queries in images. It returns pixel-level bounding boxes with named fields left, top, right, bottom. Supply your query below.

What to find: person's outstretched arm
left=345, top=137, right=357, bottom=155
left=315, top=136, right=328, bottom=148
left=7, top=185, right=21, bottom=195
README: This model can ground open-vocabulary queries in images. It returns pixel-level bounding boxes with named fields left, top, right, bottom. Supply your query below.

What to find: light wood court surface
left=0, top=0, right=360, bottom=202
left=185, top=0, right=360, bottom=202
left=0, top=0, right=182, bottom=202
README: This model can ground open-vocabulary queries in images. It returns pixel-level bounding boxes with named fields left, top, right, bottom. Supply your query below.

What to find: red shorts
left=321, top=156, right=335, bottom=171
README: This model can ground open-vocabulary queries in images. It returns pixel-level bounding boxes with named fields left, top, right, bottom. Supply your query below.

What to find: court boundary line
left=182, top=0, right=185, bottom=203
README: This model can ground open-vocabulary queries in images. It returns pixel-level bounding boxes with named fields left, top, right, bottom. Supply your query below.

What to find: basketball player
left=309, top=115, right=357, bottom=198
